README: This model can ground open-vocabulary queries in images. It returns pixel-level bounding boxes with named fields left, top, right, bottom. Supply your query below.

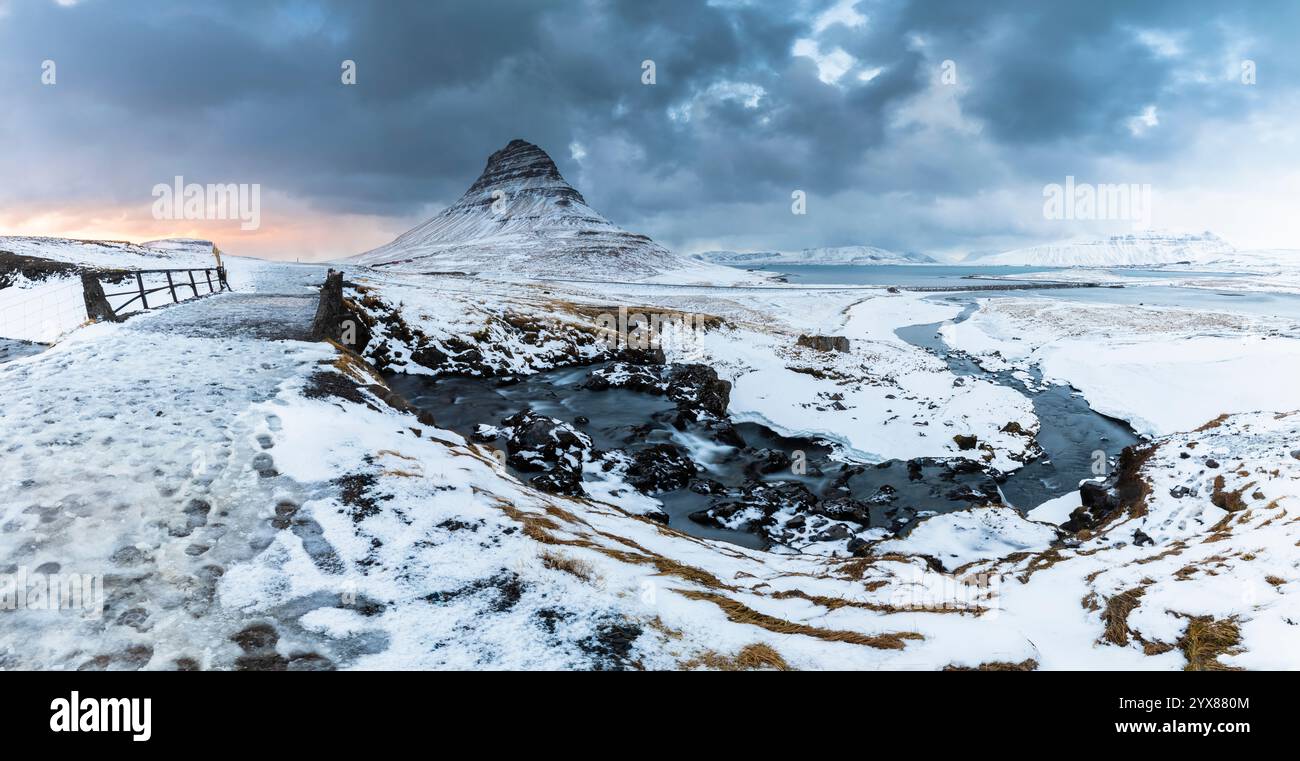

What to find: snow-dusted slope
left=346, top=139, right=739, bottom=283
left=694, top=246, right=936, bottom=266
left=970, top=231, right=1235, bottom=267
left=1, top=235, right=220, bottom=270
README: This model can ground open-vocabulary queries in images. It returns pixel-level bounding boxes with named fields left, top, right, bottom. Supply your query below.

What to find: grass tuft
left=943, top=658, right=1039, bottom=671
left=1178, top=616, right=1243, bottom=671
left=540, top=551, right=595, bottom=582
left=1101, top=587, right=1146, bottom=646
left=677, top=589, right=923, bottom=650
left=682, top=644, right=793, bottom=671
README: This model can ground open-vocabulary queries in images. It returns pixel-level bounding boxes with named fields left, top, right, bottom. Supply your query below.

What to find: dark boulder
left=584, top=361, right=732, bottom=422
left=813, top=497, right=873, bottom=525
left=530, top=469, right=585, bottom=497
left=499, top=410, right=592, bottom=496
left=501, top=410, right=592, bottom=472
left=744, top=448, right=791, bottom=477
left=623, top=443, right=699, bottom=495
left=688, top=478, right=727, bottom=495
left=796, top=334, right=851, bottom=353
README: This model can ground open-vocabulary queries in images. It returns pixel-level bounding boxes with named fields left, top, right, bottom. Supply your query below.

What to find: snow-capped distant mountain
left=346, top=139, right=728, bottom=281
left=693, top=246, right=936, bottom=266
left=970, top=231, right=1235, bottom=267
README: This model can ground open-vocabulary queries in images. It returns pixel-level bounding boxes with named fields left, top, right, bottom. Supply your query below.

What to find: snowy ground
left=940, top=297, right=1300, bottom=436
left=4, top=242, right=1299, bottom=669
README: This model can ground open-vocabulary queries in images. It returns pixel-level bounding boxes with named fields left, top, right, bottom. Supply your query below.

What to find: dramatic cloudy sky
left=2, top=0, right=1298, bottom=260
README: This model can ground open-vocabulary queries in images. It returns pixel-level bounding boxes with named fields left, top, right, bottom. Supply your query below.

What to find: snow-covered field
left=940, top=297, right=1300, bottom=436
left=4, top=238, right=1300, bottom=669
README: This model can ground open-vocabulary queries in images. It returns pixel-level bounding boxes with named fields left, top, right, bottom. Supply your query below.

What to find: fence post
left=205, top=269, right=213, bottom=293
left=217, top=267, right=229, bottom=291
left=136, top=272, right=149, bottom=310
left=166, top=271, right=178, bottom=303
left=81, top=272, right=120, bottom=323
left=189, top=270, right=199, bottom=298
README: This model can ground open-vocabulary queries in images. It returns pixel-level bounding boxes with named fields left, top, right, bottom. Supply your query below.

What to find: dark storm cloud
left=1, top=0, right=1297, bottom=256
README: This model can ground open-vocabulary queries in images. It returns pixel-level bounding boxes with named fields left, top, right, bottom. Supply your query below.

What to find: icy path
left=0, top=262, right=343, bottom=670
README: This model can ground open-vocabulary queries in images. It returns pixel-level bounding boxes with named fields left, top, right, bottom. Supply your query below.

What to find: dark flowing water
left=388, top=363, right=1014, bottom=549
left=386, top=265, right=1290, bottom=546
left=894, top=302, right=1139, bottom=514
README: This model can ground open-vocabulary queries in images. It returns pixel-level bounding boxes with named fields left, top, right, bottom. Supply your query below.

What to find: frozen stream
left=894, top=298, right=1139, bottom=514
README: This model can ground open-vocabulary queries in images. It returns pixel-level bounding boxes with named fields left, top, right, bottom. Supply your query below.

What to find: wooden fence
left=82, top=266, right=230, bottom=322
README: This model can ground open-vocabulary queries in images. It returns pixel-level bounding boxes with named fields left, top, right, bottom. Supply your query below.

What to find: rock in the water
left=584, top=361, right=732, bottom=422
left=623, top=443, right=699, bottom=495
left=745, top=448, right=792, bottom=477
left=499, top=410, right=592, bottom=496
left=501, top=410, right=592, bottom=472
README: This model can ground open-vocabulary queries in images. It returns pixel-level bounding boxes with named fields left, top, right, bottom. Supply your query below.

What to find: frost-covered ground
left=940, top=297, right=1300, bottom=436
left=4, top=240, right=1299, bottom=669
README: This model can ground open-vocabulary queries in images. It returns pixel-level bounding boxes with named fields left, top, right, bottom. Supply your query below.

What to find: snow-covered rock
left=970, top=231, right=1235, bottom=267
left=875, top=506, right=1061, bottom=572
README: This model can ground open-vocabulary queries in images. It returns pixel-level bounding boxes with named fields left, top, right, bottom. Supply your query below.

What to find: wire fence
left=0, top=266, right=229, bottom=344
left=0, top=277, right=89, bottom=344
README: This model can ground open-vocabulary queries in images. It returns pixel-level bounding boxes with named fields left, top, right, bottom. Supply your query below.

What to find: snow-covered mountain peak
left=465, top=138, right=585, bottom=205
left=345, top=139, right=731, bottom=281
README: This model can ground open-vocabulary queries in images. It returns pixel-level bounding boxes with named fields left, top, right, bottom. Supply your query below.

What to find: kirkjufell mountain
left=348, top=139, right=726, bottom=281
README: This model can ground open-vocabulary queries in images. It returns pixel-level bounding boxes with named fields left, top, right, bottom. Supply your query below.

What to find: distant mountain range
left=967, top=231, right=1236, bottom=267
left=691, top=246, right=937, bottom=266
left=345, top=139, right=736, bottom=281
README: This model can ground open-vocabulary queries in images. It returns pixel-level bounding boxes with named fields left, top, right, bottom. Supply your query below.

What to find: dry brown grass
left=1211, top=475, right=1249, bottom=513
left=677, top=589, right=924, bottom=650
left=1101, top=587, right=1146, bottom=646
left=1265, top=575, right=1286, bottom=587
left=682, top=644, right=794, bottom=671
left=491, top=497, right=737, bottom=592
left=943, top=658, right=1039, bottom=671
left=380, top=469, right=421, bottom=478
left=327, top=340, right=386, bottom=384
left=1133, top=541, right=1187, bottom=564
left=540, top=551, right=596, bottom=582
left=1178, top=616, right=1244, bottom=671
left=770, top=588, right=988, bottom=616
left=1201, top=512, right=1237, bottom=544
left=377, top=449, right=418, bottom=461
left=1194, top=413, right=1231, bottom=432
left=1017, top=548, right=1068, bottom=583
